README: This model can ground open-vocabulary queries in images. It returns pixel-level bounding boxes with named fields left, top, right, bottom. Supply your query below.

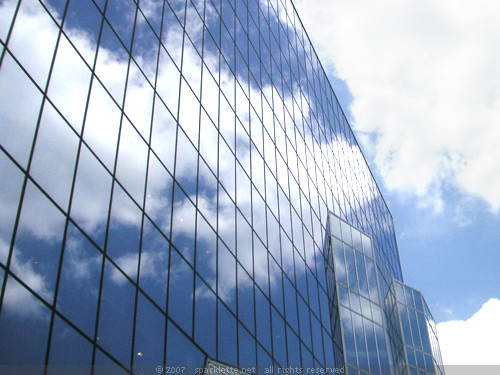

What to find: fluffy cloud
left=437, top=298, right=500, bottom=365
left=295, top=0, right=500, bottom=211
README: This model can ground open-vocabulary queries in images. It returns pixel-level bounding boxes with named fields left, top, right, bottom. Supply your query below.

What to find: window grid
left=1, top=0, right=409, bottom=372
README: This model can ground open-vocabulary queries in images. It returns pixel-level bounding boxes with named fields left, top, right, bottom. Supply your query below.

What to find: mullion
left=90, top=0, right=141, bottom=369
left=191, top=0, right=208, bottom=345
left=164, top=0, right=189, bottom=369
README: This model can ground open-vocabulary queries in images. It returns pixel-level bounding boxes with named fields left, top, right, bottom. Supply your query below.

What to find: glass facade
left=324, top=213, right=390, bottom=375
left=385, top=281, right=444, bottom=375
left=324, top=214, right=444, bottom=375
left=0, top=0, right=442, bottom=374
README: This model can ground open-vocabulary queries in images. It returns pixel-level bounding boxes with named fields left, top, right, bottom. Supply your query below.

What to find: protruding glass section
left=325, top=213, right=445, bottom=375
left=385, top=281, right=444, bottom=375
left=325, top=212, right=391, bottom=375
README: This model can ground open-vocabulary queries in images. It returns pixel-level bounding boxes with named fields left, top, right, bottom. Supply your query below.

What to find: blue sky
left=295, top=0, right=500, bottom=365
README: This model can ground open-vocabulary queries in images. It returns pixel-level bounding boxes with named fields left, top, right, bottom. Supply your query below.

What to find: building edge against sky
left=0, top=0, right=443, bottom=374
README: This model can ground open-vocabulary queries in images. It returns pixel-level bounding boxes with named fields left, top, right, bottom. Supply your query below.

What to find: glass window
left=371, top=302, right=383, bottom=326
left=267, top=206, right=280, bottom=261
left=287, top=326, right=301, bottom=366
left=106, top=184, right=142, bottom=281
left=195, top=213, right=216, bottom=290
left=405, top=285, right=415, bottom=308
left=218, top=300, right=237, bottom=366
left=47, top=34, right=91, bottom=134
left=115, top=118, right=148, bottom=205
left=253, top=235, right=269, bottom=295
left=30, top=102, right=79, bottom=211
left=14, top=181, right=66, bottom=304
left=307, top=266, right=321, bottom=317
left=272, top=307, right=287, bottom=366
left=355, top=251, right=369, bottom=298
left=338, top=284, right=350, bottom=308
left=350, top=291, right=362, bottom=315
left=351, top=227, right=363, bottom=251
left=171, top=183, right=196, bottom=267
left=239, top=324, right=257, bottom=367
left=270, top=258, right=284, bottom=314
left=361, top=233, right=373, bottom=258
left=94, top=348, right=129, bottom=374
left=414, top=290, right=424, bottom=312
left=83, top=78, right=121, bottom=172
left=131, top=9, right=160, bottom=85
left=57, top=223, right=102, bottom=338
left=255, top=287, right=272, bottom=352
left=133, top=293, right=165, bottom=367
left=236, top=212, right=252, bottom=274
left=364, top=321, right=379, bottom=371
left=418, top=311, right=432, bottom=355
left=365, top=258, right=379, bottom=302
left=166, top=320, right=205, bottom=367
left=340, top=220, right=352, bottom=246
left=48, top=315, right=93, bottom=368
left=151, top=97, right=177, bottom=176
left=0, top=152, right=24, bottom=265
left=374, top=324, right=389, bottom=366
left=360, top=296, right=372, bottom=321
left=399, top=304, right=413, bottom=347
left=105, top=0, right=136, bottom=50
left=218, top=240, right=237, bottom=312
left=283, top=275, right=299, bottom=333
left=333, top=238, right=347, bottom=286
left=71, top=145, right=112, bottom=249
left=238, top=264, right=255, bottom=333
left=344, top=245, right=358, bottom=292
left=341, top=308, right=357, bottom=367
left=98, top=259, right=135, bottom=366
left=218, top=186, right=236, bottom=253
left=179, top=78, right=201, bottom=147
left=0, top=275, right=51, bottom=366
left=194, top=276, right=216, bottom=358
left=236, top=163, right=252, bottom=221
left=144, top=151, right=173, bottom=226
left=311, top=314, right=324, bottom=365
left=201, top=67, right=219, bottom=128
left=139, top=217, right=169, bottom=309
left=395, top=282, right=405, bottom=303
left=257, top=343, right=273, bottom=368
left=9, top=0, right=58, bottom=88
left=406, top=347, right=417, bottom=366
left=410, top=308, right=422, bottom=350
left=175, top=129, right=199, bottom=197
left=298, top=295, right=312, bottom=350
left=353, top=313, right=368, bottom=368
left=168, top=250, right=194, bottom=334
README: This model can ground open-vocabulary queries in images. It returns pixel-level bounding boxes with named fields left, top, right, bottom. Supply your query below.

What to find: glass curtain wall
left=385, top=281, right=444, bottom=375
left=1, top=0, right=408, bottom=374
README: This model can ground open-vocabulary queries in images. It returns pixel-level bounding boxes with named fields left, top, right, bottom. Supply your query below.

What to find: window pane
left=0, top=276, right=51, bottom=367
left=57, top=223, right=102, bottom=337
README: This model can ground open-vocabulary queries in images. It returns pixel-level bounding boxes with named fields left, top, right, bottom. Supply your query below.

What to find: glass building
left=0, top=0, right=443, bottom=374
left=324, top=214, right=444, bottom=375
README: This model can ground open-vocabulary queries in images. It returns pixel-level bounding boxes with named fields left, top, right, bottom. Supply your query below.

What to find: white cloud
left=437, top=298, right=500, bottom=365
left=295, top=0, right=500, bottom=212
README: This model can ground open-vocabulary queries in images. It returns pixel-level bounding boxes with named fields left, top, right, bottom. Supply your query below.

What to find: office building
left=0, top=0, right=443, bottom=374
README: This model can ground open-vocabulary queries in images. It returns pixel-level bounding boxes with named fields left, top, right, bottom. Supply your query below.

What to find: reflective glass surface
left=385, top=280, right=444, bottom=375
left=0, top=0, right=439, bottom=374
